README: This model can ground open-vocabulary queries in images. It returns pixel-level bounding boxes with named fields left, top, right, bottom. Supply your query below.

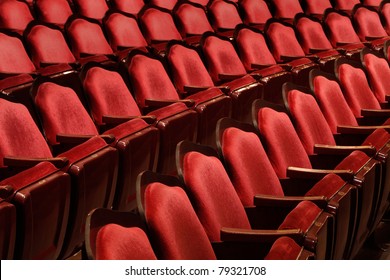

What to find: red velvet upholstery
left=150, top=0, right=177, bottom=10
left=208, top=0, right=243, bottom=31
left=239, top=0, right=272, bottom=27
left=139, top=7, right=182, bottom=44
left=144, top=182, right=216, bottom=259
left=287, top=89, right=336, bottom=154
left=272, top=0, right=303, bottom=21
left=363, top=128, right=390, bottom=151
left=34, top=0, right=73, bottom=26
left=381, top=2, right=390, bottom=35
left=304, top=0, right=332, bottom=17
left=257, top=107, right=312, bottom=178
left=111, top=0, right=145, bottom=15
left=311, top=75, right=358, bottom=133
left=0, top=196, right=16, bottom=260
left=73, top=0, right=109, bottom=20
left=188, top=0, right=209, bottom=5
left=82, top=66, right=142, bottom=125
left=324, top=11, right=362, bottom=47
left=362, top=53, right=390, bottom=103
left=66, top=17, right=113, bottom=59
left=25, top=24, right=76, bottom=68
left=95, top=224, right=157, bottom=260
left=174, top=2, right=213, bottom=37
left=182, top=151, right=252, bottom=241
left=0, top=0, right=34, bottom=32
left=278, top=201, right=321, bottom=231
left=0, top=162, right=71, bottom=259
left=334, top=0, right=361, bottom=12
left=353, top=6, right=388, bottom=42
left=337, top=63, right=381, bottom=117
left=104, top=12, right=147, bottom=51
left=0, top=32, right=36, bottom=74
left=363, top=0, right=382, bottom=8
left=264, top=236, right=304, bottom=260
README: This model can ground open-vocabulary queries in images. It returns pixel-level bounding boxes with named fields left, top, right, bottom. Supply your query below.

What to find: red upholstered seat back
left=110, top=0, right=145, bottom=15
left=34, top=0, right=73, bottom=26
left=0, top=0, right=33, bottom=32
left=363, top=53, right=390, bottom=103
left=0, top=99, right=52, bottom=167
left=287, top=89, right=336, bottom=155
left=182, top=151, right=251, bottom=242
left=305, top=0, right=332, bottom=16
left=150, top=0, right=178, bottom=10
left=82, top=66, right=142, bottom=125
left=139, top=7, right=182, bottom=43
left=235, top=27, right=277, bottom=71
left=324, top=11, right=362, bottom=47
left=167, top=44, right=214, bottom=92
left=73, top=0, right=109, bottom=20
left=104, top=13, right=147, bottom=51
left=0, top=33, right=36, bottom=74
left=127, top=54, right=180, bottom=108
left=201, top=35, right=247, bottom=83
left=295, top=16, right=333, bottom=54
left=272, top=0, right=303, bottom=20
left=66, top=18, right=113, bottom=59
left=363, top=0, right=382, bottom=6
left=381, top=2, right=390, bottom=35
left=353, top=6, right=387, bottom=41
left=34, top=82, right=98, bottom=145
left=208, top=0, right=243, bottom=31
left=337, top=63, right=381, bottom=117
left=265, top=236, right=305, bottom=260
left=266, top=22, right=306, bottom=62
left=144, top=182, right=216, bottom=259
left=221, top=127, right=284, bottom=206
left=174, top=3, right=213, bottom=37
left=96, top=224, right=157, bottom=260
left=334, top=0, right=360, bottom=12
left=239, top=0, right=272, bottom=26
left=257, top=107, right=312, bottom=178
left=26, top=24, right=76, bottom=67
left=311, top=75, right=358, bottom=133
left=188, top=0, right=209, bottom=6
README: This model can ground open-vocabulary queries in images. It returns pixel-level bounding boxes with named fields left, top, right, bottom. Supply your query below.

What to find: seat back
left=110, top=0, right=145, bottom=15
left=272, top=0, right=303, bottom=21
left=0, top=0, right=34, bottom=33
left=24, top=22, right=76, bottom=68
left=239, top=0, right=272, bottom=27
left=334, top=0, right=361, bottom=13
left=73, top=0, right=109, bottom=20
left=304, top=0, right=332, bottom=17
left=352, top=5, right=388, bottom=41
left=166, top=42, right=214, bottom=93
left=173, top=2, right=213, bottom=37
left=103, top=12, right=147, bottom=51
left=208, top=0, right=243, bottom=31
left=177, top=141, right=251, bottom=242
left=380, top=1, right=390, bottom=35
left=34, top=0, right=74, bottom=27
left=309, top=70, right=358, bottom=134
left=363, top=0, right=382, bottom=8
left=138, top=171, right=216, bottom=259
left=65, top=16, right=113, bottom=59
left=150, top=0, right=178, bottom=10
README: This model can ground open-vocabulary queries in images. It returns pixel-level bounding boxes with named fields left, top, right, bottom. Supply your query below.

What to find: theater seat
left=333, top=0, right=361, bottom=15
left=110, top=0, right=145, bottom=15
left=34, top=0, right=74, bottom=28
left=271, top=0, right=304, bottom=23
left=303, top=0, right=332, bottom=20
left=0, top=0, right=34, bottom=33
left=150, top=0, right=178, bottom=10
left=238, top=0, right=272, bottom=30
left=72, top=0, right=109, bottom=21
left=207, top=0, right=243, bottom=36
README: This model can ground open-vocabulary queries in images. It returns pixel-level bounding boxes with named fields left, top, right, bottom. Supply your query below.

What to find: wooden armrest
left=313, top=144, right=376, bottom=157
left=220, top=227, right=303, bottom=243
left=361, top=108, right=390, bottom=117
left=0, top=185, right=14, bottom=199
left=251, top=63, right=274, bottom=70
left=254, top=194, right=328, bottom=209
left=280, top=55, right=304, bottom=62
left=335, top=42, right=354, bottom=47
left=337, top=125, right=390, bottom=134
left=309, top=48, right=331, bottom=54
left=365, top=36, right=384, bottom=41
left=218, top=73, right=245, bottom=82
left=145, top=99, right=195, bottom=108
left=56, top=134, right=115, bottom=145
left=116, top=45, right=135, bottom=51
left=3, top=156, right=68, bottom=168
left=286, top=166, right=354, bottom=181
left=102, top=115, right=156, bottom=125
left=183, top=85, right=209, bottom=94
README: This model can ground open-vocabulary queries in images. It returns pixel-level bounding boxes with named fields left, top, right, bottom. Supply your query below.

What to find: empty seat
left=271, top=0, right=303, bottom=23
left=303, top=0, right=332, bottom=19
left=150, top=0, right=178, bottom=10
left=0, top=185, right=16, bottom=260
left=239, top=0, right=272, bottom=29
left=208, top=0, right=243, bottom=35
left=34, top=0, right=74, bottom=27
left=72, top=0, right=109, bottom=21
left=137, top=171, right=314, bottom=260
left=177, top=141, right=333, bottom=259
left=110, top=0, right=145, bottom=15
left=0, top=0, right=34, bottom=33
left=363, top=0, right=382, bottom=9
left=334, top=0, right=361, bottom=14
left=380, top=1, right=390, bottom=35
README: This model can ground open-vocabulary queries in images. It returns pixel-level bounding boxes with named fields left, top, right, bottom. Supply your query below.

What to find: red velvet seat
left=110, top=0, right=145, bottom=15
left=303, top=0, right=332, bottom=19
left=150, top=0, right=177, bottom=10
left=207, top=0, right=243, bottom=36
left=177, top=141, right=333, bottom=259
left=125, top=50, right=230, bottom=151
left=0, top=0, right=34, bottom=33
left=0, top=185, right=16, bottom=259
left=33, top=0, right=74, bottom=28
left=0, top=98, right=118, bottom=259
left=72, top=0, right=109, bottom=21
left=199, top=32, right=263, bottom=122
left=363, top=0, right=382, bottom=9
left=380, top=1, right=390, bottom=35
left=238, top=0, right=272, bottom=30
left=271, top=0, right=303, bottom=23
left=85, top=208, right=157, bottom=260
left=138, top=171, right=314, bottom=259
left=216, top=118, right=356, bottom=259
left=334, top=0, right=361, bottom=14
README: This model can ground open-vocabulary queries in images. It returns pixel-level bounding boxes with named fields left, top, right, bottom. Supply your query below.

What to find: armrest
left=286, top=166, right=354, bottom=181
left=309, top=48, right=331, bottom=54
left=145, top=98, right=195, bottom=108
left=313, top=144, right=376, bottom=157
left=116, top=45, right=136, bottom=51
left=337, top=125, right=390, bottom=134
left=220, top=227, right=303, bottom=243
left=361, top=108, right=390, bottom=117
left=251, top=63, right=274, bottom=70
left=56, top=133, right=115, bottom=145
left=150, top=39, right=168, bottom=44
left=335, top=42, right=354, bottom=47
left=102, top=115, right=157, bottom=125
left=254, top=194, right=328, bottom=209
left=365, top=36, right=384, bottom=41
left=0, top=184, right=14, bottom=199
left=218, top=73, right=245, bottom=82
left=183, top=85, right=209, bottom=94
left=3, top=156, right=68, bottom=169
left=280, top=55, right=304, bottom=62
